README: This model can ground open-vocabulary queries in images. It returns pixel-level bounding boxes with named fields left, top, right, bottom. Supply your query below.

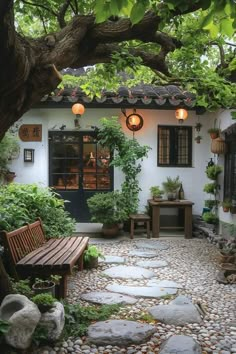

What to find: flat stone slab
left=136, top=260, right=168, bottom=268
left=148, top=295, right=202, bottom=325
left=100, top=255, right=125, bottom=264
left=106, top=284, right=177, bottom=298
left=159, top=335, right=202, bottom=354
left=102, top=265, right=155, bottom=279
left=128, top=250, right=158, bottom=258
left=87, top=320, right=155, bottom=346
left=147, top=279, right=184, bottom=288
left=135, top=241, right=169, bottom=251
left=80, top=291, right=137, bottom=305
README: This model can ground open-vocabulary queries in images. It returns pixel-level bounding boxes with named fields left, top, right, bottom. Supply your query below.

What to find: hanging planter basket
left=211, top=137, right=227, bottom=155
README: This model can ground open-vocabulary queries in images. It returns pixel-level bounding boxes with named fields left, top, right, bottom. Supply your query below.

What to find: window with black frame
left=224, top=130, right=236, bottom=200
left=158, top=125, right=192, bottom=167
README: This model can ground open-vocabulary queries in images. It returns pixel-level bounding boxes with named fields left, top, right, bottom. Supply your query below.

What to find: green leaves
left=130, top=0, right=148, bottom=25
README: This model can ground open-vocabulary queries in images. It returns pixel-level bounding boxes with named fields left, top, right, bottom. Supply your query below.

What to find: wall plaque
left=19, top=124, right=42, bottom=141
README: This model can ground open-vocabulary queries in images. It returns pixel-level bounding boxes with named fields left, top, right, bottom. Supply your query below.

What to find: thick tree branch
left=21, top=0, right=57, bottom=17
left=57, top=0, right=72, bottom=28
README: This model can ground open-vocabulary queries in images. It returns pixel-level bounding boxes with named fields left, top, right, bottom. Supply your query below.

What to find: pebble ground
left=37, top=236, right=236, bottom=354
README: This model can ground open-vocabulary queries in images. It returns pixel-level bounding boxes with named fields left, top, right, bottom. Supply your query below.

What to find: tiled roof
left=41, top=84, right=196, bottom=108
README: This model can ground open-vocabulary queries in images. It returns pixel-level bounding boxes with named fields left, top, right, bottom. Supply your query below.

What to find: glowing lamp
left=72, top=103, right=85, bottom=128
left=126, top=113, right=144, bottom=132
left=175, top=108, right=188, bottom=124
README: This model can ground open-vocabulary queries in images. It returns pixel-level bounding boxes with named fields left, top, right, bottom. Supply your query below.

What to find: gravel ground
left=40, top=236, right=236, bottom=354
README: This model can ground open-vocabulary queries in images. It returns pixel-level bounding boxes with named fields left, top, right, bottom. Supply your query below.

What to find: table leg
left=152, top=205, right=160, bottom=238
left=184, top=205, right=192, bottom=239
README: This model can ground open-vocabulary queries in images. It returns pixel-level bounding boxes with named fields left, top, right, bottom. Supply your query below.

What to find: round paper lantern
left=72, top=103, right=85, bottom=115
left=175, top=108, right=188, bottom=122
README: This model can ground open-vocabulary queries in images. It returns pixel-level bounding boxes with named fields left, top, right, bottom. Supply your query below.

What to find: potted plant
left=202, top=211, right=219, bottom=224
left=195, top=122, right=202, bottom=132
left=218, top=240, right=236, bottom=264
left=221, top=199, right=232, bottom=212
left=206, top=165, right=223, bottom=180
left=32, top=275, right=61, bottom=296
left=83, top=245, right=105, bottom=269
left=0, top=133, right=20, bottom=183
left=87, top=191, right=128, bottom=237
left=203, top=182, right=217, bottom=195
left=204, top=199, right=218, bottom=209
left=208, top=128, right=220, bottom=139
left=194, top=136, right=202, bottom=144
left=162, top=176, right=181, bottom=201
left=32, top=293, right=56, bottom=313
left=150, top=186, right=164, bottom=201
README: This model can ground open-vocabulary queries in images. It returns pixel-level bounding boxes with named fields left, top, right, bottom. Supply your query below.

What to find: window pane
left=176, top=128, right=189, bottom=165
left=158, top=128, right=170, bottom=164
left=97, top=175, right=111, bottom=189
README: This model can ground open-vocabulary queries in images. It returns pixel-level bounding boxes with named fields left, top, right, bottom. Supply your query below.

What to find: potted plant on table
left=195, top=136, right=202, bottom=144
left=162, top=176, right=181, bottom=201
left=83, top=245, right=105, bottom=269
left=150, top=186, right=164, bottom=201
left=87, top=191, right=128, bottom=237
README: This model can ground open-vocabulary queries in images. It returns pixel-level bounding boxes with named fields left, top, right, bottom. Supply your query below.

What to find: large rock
left=148, top=295, right=202, bottom=325
left=135, top=241, right=169, bottom=251
left=87, top=320, right=155, bottom=346
left=80, top=291, right=137, bottom=305
left=159, top=335, right=202, bottom=354
left=100, top=255, right=126, bottom=264
left=38, top=301, right=65, bottom=341
left=102, top=265, right=155, bottom=279
left=0, top=294, right=41, bottom=349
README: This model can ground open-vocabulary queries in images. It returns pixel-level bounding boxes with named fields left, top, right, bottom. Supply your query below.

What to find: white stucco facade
left=9, top=106, right=236, bottom=230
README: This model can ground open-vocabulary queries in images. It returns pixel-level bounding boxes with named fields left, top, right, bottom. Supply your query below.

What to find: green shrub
left=63, top=302, right=120, bottom=338
left=0, top=183, right=75, bottom=237
left=0, top=320, right=10, bottom=343
left=204, top=199, right=218, bottom=209
left=203, top=183, right=217, bottom=195
left=11, top=278, right=33, bottom=298
left=202, top=212, right=219, bottom=224
left=205, top=165, right=223, bottom=180
left=32, top=293, right=56, bottom=307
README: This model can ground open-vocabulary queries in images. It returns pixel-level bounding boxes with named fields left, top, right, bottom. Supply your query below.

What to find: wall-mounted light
left=175, top=108, right=188, bottom=124
left=24, top=149, right=34, bottom=162
left=122, top=109, right=144, bottom=132
left=72, top=103, right=85, bottom=128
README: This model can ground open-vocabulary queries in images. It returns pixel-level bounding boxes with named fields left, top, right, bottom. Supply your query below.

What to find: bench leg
left=130, top=219, right=134, bottom=239
left=147, top=221, right=150, bottom=239
left=58, top=275, right=67, bottom=299
left=77, top=255, right=84, bottom=271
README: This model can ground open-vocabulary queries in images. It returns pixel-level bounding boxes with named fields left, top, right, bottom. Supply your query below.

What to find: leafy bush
left=83, top=245, right=104, bottom=263
left=0, top=183, right=75, bottom=237
left=63, top=302, right=120, bottom=338
left=87, top=191, right=128, bottom=225
left=0, top=133, right=20, bottom=175
left=204, top=199, right=218, bottom=209
left=11, top=278, right=33, bottom=298
left=206, top=165, right=223, bottom=180
left=150, top=186, right=164, bottom=198
left=202, top=212, right=219, bottom=224
left=203, top=182, right=217, bottom=195
left=0, top=320, right=10, bottom=343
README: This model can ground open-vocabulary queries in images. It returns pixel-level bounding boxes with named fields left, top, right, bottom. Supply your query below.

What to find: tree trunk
left=0, top=256, right=13, bottom=304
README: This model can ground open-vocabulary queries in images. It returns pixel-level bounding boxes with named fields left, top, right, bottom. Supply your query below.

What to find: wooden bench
left=0, top=218, right=89, bottom=298
left=130, top=214, right=151, bottom=239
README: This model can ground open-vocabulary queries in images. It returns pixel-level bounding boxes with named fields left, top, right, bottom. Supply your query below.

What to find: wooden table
left=148, top=200, right=194, bottom=239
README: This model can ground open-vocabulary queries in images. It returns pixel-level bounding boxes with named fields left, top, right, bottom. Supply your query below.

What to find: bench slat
left=57, top=237, right=89, bottom=266
left=17, top=239, right=55, bottom=265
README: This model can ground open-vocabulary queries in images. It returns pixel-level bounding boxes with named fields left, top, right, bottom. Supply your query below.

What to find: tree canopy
left=0, top=0, right=236, bottom=139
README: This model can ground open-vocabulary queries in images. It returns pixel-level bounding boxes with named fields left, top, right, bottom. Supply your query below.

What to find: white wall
left=213, top=110, right=236, bottom=228
left=9, top=106, right=219, bottom=216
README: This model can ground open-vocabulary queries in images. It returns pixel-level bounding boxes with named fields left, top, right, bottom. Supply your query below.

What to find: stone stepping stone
left=87, top=320, right=155, bottom=346
left=99, top=255, right=125, bottom=264
left=128, top=250, right=158, bottom=258
left=147, top=279, right=184, bottom=288
left=159, top=335, right=202, bottom=354
left=80, top=291, right=137, bottom=305
left=136, top=260, right=168, bottom=268
left=135, top=241, right=169, bottom=250
left=106, top=284, right=177, bottom=298
left=102, top=265, right=155, bottom=279
left=148, top=295, right=202, bottom=325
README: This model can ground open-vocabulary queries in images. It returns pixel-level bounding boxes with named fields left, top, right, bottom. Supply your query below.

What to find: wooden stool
left=130, top=214, right=151, bottom=239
